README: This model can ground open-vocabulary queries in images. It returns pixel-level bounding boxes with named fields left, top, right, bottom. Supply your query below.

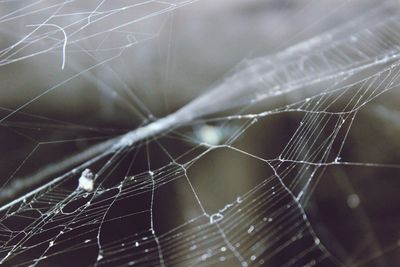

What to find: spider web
left=0, top=0, right=400, bottom=266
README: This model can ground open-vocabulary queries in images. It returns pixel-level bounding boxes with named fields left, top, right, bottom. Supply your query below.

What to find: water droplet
left=347, top=194, right=360, bottom=209
left=247, top=225, right=255, bottom=234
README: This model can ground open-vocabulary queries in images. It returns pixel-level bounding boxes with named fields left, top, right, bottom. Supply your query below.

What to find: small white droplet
left=347, top=194, right=360, bottom=209
left=196, top=125, right=223, bottom=145
left=247, top=225, right=255, bottom=234
left=201, top=254, right=208, bottom=261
